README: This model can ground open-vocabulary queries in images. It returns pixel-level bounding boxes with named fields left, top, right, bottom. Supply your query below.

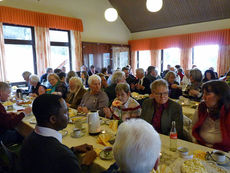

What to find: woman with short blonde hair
left=47, top=73, right=67, bottom=98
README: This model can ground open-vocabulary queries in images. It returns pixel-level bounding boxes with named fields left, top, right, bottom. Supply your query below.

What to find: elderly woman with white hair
left=105, top=71, right=126, bottom=105
left=78, top=74, right=109, bottom=116
left=141, top=79, right=184, bottom=139
left=29, top=74, right=46, bottom=97
left=103, top=119, right=161, bottom=173
left=65, top=77, right=87, bottom=109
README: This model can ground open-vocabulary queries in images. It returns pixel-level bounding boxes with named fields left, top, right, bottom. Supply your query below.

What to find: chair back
left=0, top=141, right=20, bottom=173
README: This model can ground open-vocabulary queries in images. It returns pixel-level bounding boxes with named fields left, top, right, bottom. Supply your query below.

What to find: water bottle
left=170, top=121, right=177, bottom=152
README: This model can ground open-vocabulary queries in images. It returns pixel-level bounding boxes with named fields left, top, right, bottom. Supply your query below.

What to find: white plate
left=170, top=158, right=227, bottom=173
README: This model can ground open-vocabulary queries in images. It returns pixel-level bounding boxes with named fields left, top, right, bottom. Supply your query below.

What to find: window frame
left=49, top=28, right=72, bottom=70
left=3, top=23, right=37, bottom=85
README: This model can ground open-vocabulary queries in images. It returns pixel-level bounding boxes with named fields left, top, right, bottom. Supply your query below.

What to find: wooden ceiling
left=108, top=0, right=230, bottom=33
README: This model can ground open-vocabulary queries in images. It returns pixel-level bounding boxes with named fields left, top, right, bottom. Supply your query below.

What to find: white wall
left=0, top=0, right=131, bottom=44
left=130, top=18, right=230, bottom=40
left=1, top=0, right=230, bottom=43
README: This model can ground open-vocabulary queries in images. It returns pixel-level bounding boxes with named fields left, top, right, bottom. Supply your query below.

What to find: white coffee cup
left=213, top=150, right=226, bottom=163
left=73, top=128, right=81, bottom=137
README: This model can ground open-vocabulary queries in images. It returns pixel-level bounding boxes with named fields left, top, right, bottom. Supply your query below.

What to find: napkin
left=109, top=120, right=118, bottom=132
left=3, top=101, right=13, bottom=106
left=193, top=150, right=206, bottom=160
left=151, top=164, right=173, bottom=173
left=97, top=134, right=112, bottom=147
left=94, top=148, right=102, bottom=156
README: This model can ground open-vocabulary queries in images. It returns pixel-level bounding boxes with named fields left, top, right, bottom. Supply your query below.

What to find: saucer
left=70, top=131, right=85, bottom=138
left=29, top=119, right=37, bottom=124
left=210, top=153, right=230, bottom=166
left=60, top=130, right=68, bottom=137
left=99, top=150, right=113, bottom=160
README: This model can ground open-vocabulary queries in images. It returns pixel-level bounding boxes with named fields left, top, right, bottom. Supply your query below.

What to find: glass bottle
left=170, top=121, right=177, bottom=152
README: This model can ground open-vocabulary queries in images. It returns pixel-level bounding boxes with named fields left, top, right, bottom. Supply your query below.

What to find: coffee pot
left=16, top=89, right=23, bottom=100
left=88, top=110, right=101, bottom=135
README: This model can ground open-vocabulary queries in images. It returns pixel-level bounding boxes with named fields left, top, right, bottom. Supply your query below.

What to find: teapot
left=88, top=110, right=101, bottom=135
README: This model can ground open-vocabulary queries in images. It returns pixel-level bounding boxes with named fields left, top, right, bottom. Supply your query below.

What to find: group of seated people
left=0, top=63, right=230, bottom=172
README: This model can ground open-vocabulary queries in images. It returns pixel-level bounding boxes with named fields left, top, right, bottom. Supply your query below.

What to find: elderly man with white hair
left=78, top=74, right=109, bottom=116
left=104, top=119, right=161, bottom=173
left=105, top=71, right=126, bottom=105
left=65, top=77, right=87, bottom=109
left=132, top=68, right=151, bottom=94
left=29, top=74, right=46, bottom=97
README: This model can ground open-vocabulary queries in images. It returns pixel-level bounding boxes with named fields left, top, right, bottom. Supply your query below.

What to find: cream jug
left=88, top=111, right=101, bottom=135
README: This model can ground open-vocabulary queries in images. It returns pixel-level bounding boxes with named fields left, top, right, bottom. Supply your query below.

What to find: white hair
left=88, top=74, right=101, bottom=86
left=113, top=119, right=161, bottom=173
left=69, top=77, right=83, bottom=87
left=111, top=71, right=125, bottom=84
left=136, top=68, right=145, bottom=74
left=29, top=75, right=39, bottom=83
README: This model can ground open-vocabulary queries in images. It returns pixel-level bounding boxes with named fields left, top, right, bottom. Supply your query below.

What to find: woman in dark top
left=47, top=73, right=67, bottom=99
left=81, top=71, right=89, bottom=87
left=202, top=69, right=217, bottom=83
left=29, top=75, right=46, bottom=97
left=183, top=68, right=203, bottom=101
left=164, top=71, right=182, bottom=99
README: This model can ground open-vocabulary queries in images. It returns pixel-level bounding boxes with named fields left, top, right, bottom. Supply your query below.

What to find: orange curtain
left=180, top=48, right=192, bottom=71
left=131, top=51, right=137, bottom=75
left=129, top=29, right=230, bottom=51
left=35, top=27, right=51, bottom=76
left=0, top=22, right=6, bottom=81
left=0, top=6, right=83, bottom=32
left=72, top=30, right=82, bottom=71
left=150, top=50, right=160, bottom=69
left=217, top=45, right=230, bottom=76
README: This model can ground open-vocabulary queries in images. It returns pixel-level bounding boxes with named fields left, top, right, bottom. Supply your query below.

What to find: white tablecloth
left=23, top=114, right=230, bottom=172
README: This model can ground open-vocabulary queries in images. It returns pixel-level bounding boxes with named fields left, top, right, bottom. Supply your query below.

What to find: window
left=3, top=24, right=36, bottom=83
left=193, top=45, right=219, bottom=73
left=103, top=53, right=110, bottom=68
left=49, top=29, right=71, bottom=72
left=162, top=48, right=180, bottom=71
left=137, top=50, right=151, bottom=71
left=89, top=54, right=94, bottom=67
left=112, top=47, right=129, bottom=70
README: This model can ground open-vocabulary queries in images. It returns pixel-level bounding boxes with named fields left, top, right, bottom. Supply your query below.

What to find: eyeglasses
left=154, top=92, right=168, bottom=96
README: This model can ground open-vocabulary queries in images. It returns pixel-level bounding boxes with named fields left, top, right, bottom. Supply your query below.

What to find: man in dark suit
left=122, top=67, right=136, bottom=86
left=133, top=68, right=151, bottom=94
left=40, top=67, right=53, bottom=83
left=20, top=94, right=96, bottom=173
left=88, top=65, right=98, bottom=76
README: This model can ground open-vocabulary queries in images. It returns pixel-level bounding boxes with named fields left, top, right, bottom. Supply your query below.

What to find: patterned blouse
left=110, top=97, right=141, bottom=121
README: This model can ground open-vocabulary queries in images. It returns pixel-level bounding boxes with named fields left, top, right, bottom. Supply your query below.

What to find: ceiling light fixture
left=104, top=8, right=118, bottom=22
left=146, top=0, right=163, bottom=12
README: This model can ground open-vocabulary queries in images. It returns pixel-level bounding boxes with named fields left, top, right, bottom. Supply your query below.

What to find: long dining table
left=6, top=100, right=229, bottom=173
left=22, top=113, right=230, bottom=173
